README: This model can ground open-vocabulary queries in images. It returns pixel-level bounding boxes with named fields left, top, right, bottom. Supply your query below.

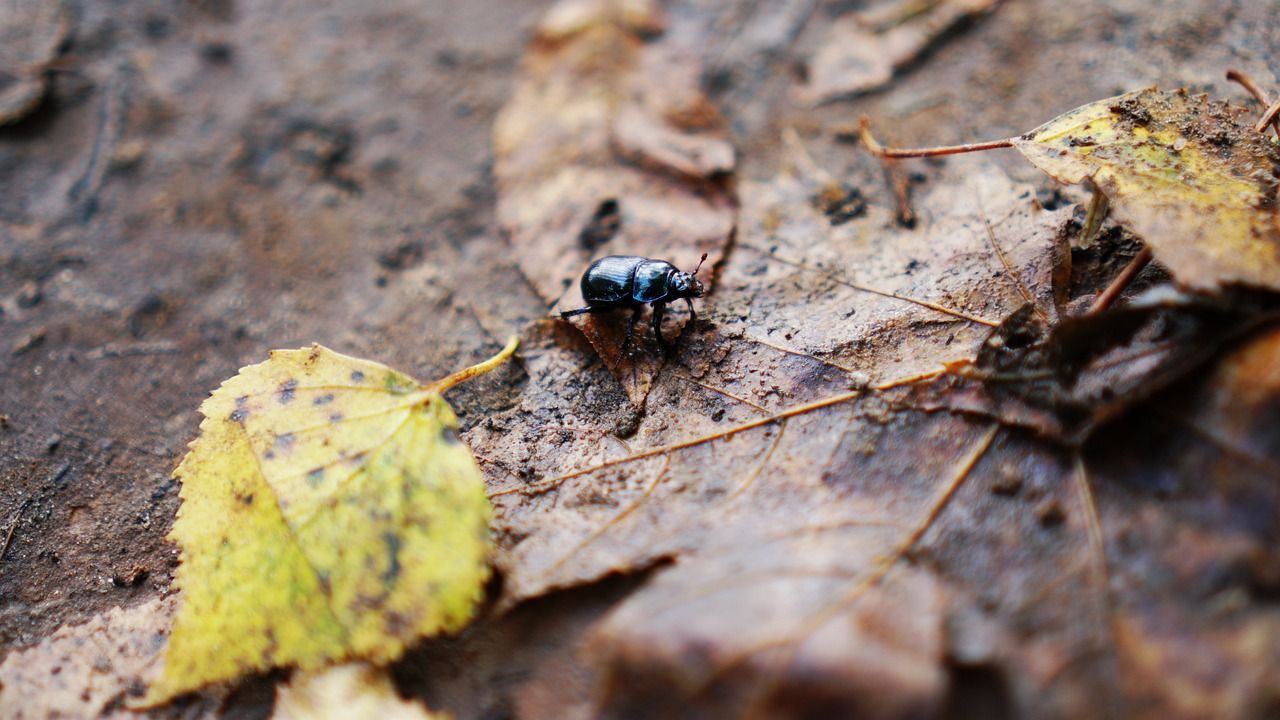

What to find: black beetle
left=560, top=253, right=708, bottom=353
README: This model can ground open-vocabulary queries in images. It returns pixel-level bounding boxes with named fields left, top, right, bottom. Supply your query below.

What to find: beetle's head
left=671, top=252, right=709, bottom=298
left=670, top=272, right=704, bottom=298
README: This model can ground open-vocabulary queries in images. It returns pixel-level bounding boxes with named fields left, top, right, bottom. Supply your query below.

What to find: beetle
left=559, top=253, right=708, bottom=353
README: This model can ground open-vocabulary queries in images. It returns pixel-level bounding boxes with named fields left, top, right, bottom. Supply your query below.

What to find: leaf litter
left=863, top=86, right=1280, bottom=292
left=475, top=92, right=1280, bottom=714
left=494, top=0, right=737, bottom=407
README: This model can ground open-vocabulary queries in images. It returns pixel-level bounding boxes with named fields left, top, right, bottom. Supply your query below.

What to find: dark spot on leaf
left=350, top=370, right=365, bottom=383
left=273, top=433, right=295, bottom=452
left=230, top=395, right=251, bottom=423
left=381, top=532, right=402, bottom=586
left=330, top=412, right=344, bottom=423
left=241, top=493, right=254, bottom=506
left=277, top=379, right=298, bottom=404
left=313, top=393, right=335, bottom=406
left=440, top=426, right=460, bottom=445
left=307, top=468, right=324, bottom=487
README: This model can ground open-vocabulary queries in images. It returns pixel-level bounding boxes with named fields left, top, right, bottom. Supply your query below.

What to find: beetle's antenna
left=693, top=252, right=708, bottom=275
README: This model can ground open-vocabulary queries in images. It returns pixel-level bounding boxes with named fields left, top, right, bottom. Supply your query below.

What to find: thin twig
left=1, top=498, right=34, bottom=564
left=538, top=455, right=672, bottom=580
left=977, top=194, right=1049, bottom=324
left=859, top=115, right=1015, bottom=158
left=1072, top=454, right=1125, bottom=719
left=1227, top=69, right=1273, bottom=107
left=1256, top=98, right=1280, bottom=136
left=695, top=424, right=1001, bottom=700
left=1085, top=246, right=1153, bottom=316
left=670, top=372, right=770, bottom=413
left=489, top=388, right=864, bottom=498
left=740, top=243, right=1000, bottom=326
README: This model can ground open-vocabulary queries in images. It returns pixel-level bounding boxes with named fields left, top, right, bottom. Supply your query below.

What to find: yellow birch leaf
left=140, top=337, right=519, bottom=706
left=1011, top=87, right=1280, bottom=291
left=273, top=663, right=443, bottom=720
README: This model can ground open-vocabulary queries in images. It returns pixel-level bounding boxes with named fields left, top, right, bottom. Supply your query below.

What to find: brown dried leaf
left=794, top=0, right=1001, bottom=106
left=0, top=598, right=178, bottom=719
left=494, top=0, right=736, bottom=406
left=474, top=134, right=1280, bottom=715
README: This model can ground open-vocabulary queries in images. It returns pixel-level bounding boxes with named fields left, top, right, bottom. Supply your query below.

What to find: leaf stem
left=859, top=115, right=1015, bottom=158
left=430, top=335, right=521, bottom=392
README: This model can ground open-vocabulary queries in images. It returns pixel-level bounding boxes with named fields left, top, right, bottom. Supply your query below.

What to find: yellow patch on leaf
left=141, top=338, right=518, bottom=705
left=1011, top=88, right=1280, bottom=291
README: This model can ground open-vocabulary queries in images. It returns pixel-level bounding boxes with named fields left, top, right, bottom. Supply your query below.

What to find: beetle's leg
left=685, top=297, right=696, bottom=326
left=652, top=302, right=668, bottom=354
left=622, top=305, right=643, bottom=356
left=559, top=306, right=608, bottom=319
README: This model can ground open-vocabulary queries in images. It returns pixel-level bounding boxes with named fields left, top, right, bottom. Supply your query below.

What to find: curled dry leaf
left=274, top=663, right=441, bottom=720
left=494, top=0, right=736, bottom=407
left=1011, top=88, right=1280, bottom=292
left=794, top=0, right=1001, bottom=106
left=914, top=290, right=1280, bottom=443
left=0, top=0, right=67, bottom=125
left=140, top=338, right=518, bottom=706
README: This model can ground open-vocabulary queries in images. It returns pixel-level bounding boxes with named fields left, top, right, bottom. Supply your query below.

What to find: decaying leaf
left=0, top=597, right=177, bottom=719
left=494, top=0, right=736, bottom=406
left=471, top=131, right=1280, bottom=716
left=274, top=663, right=441, bottom=720
left=483, top=157, right=1069, bottom=602
left=795, top=0, right=1001, bottom=106
left=913, top=289, right=1280, bottom=443
left=1011, top=88, right=1280, bottom=292
left=140, top=338, right=518, bottom=705
left=0, top=0, right=67, bottom=125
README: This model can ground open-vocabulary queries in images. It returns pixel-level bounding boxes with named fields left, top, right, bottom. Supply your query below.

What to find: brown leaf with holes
left=494, top=0, right=736, bottom=407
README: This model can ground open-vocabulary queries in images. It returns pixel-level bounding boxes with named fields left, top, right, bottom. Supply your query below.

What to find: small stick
left=1226, top=69, right=1272, bottom=107
left=1085, top=246, right=1153, bottom=316
left=1226, top=69, right=1280, bottom=138
left=1, top=498, right=33, bottom=564
left=859, top=116, right=1014, bottom=158
left=1256, top=98, right=1280, bottom=136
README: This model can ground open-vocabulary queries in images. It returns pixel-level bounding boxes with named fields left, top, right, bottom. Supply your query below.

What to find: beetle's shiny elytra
left=560, top=253, right=708, bottom=353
